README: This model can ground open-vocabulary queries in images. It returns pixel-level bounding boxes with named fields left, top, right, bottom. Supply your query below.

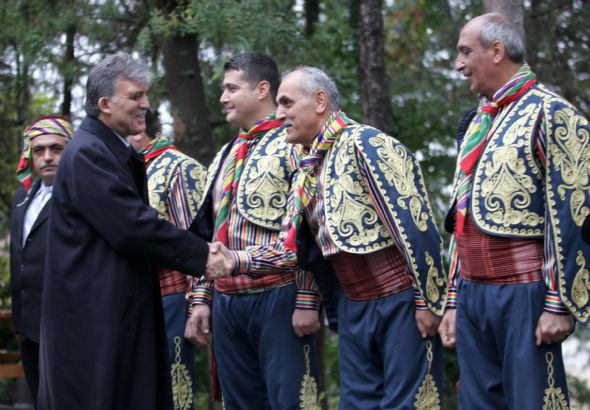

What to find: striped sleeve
left=537, top=112, right=569, bottom=314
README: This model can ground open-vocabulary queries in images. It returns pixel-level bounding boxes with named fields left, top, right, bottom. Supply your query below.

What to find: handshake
left=205, top=242, right=235, bottom=280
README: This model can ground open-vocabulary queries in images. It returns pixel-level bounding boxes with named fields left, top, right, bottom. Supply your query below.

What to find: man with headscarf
left=128, top=109, right=207, bottom=409
left=10, top=115, right=73, bottom=407
left=38, top=53, right=211, bottom=410
left=439, top=13, right=590, bottom=408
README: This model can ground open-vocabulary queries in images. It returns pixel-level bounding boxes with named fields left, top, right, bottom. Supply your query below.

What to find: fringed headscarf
left=16, top=115, right=74, bottom=190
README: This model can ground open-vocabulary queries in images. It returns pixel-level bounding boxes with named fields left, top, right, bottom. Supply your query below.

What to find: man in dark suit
left=10, top=115, right=73, bottom=407
left=37, top=53, right=211, bottom=410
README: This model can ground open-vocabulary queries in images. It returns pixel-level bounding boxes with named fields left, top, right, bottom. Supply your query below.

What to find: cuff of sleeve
left=446, top=286, right=458, bottom=310
left=544, top=290, right=569, bottom=314
left=295, top=290, right=322, bottom=311
left=232, top=250, right=251, bottom=275
left=414, top=288, right=428, bottom=311
left=192, top=286, right=214, bottom=306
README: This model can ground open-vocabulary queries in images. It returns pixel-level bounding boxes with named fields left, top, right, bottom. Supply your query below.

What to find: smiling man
left=10, top=115, right=73, bottom=407
left=37, top=53, right=211, bottom=410
left=233, top=66, right=448, bottom=409
left=186, top=52, right=321, bottom=409
left=439, top=13, right=590, bottom=408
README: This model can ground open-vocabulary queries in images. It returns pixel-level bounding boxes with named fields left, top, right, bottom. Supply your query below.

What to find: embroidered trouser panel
left=338, top=288, right=443, bottom=409
left=456, top=279, right=569, bottom=410
left=163, top=292, right=196, bottom=410
left=213, top=284, right=319, bottom=410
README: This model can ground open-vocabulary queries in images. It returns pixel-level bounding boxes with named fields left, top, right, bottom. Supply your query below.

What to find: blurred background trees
left=0, top=0, right=589, bottom=408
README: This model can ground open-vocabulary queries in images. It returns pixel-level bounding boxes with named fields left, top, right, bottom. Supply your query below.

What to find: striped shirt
left=447, top=103, right=568, bottom=314
left=193, top=128, right=321, bottom=310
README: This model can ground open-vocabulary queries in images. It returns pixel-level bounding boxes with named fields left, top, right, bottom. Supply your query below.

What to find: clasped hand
left=205, top=242, right=235, bottom=280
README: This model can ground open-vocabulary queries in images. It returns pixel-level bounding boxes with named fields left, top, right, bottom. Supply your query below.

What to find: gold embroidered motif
left=299, top=344, right=318, bottom=410
left=550, top=107, right=590, bottom=226
left=425, top=252, right=444, bottom=303
left=414, top=341, right=441, bottom=410
left=237, top=129, right=290, bottom=230
left=147, top=151, right=206, bottom=222
left=477, top=107, right=543, bottom=229
left=369, top=134, right=429, bottom=231
left=571, top=251, right=590, bottom=309
left=542, top=352, right=569, bottom=410
left=171, top=336, right=193, bottom=410
left=324, top=130, right=392, bottom=252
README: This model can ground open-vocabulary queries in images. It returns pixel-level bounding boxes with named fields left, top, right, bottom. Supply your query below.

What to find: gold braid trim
left=543, top=352, right=569, bottom=410
left=299, top=344, right=318, bottom=410
left=414, top=341, right=441, bottom=410
left=171, top=336, right=193, bottom=410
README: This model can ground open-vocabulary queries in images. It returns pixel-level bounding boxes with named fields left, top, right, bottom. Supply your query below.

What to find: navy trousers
left=338, top=288, right=443, bottom=409
left=162, top=292, right=196, bottom=408
left=456, top=279, right=569, bottom=409
left=213, top=284, right=319, bottom=410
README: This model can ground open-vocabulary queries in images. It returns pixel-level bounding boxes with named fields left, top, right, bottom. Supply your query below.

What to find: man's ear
left=257, top=80, right=271, bottom=100
left=97, top=97, right=111, bottom=115
left=490, top=40, right=506, bottom=64
left=314, top=90, right=329, bottom=114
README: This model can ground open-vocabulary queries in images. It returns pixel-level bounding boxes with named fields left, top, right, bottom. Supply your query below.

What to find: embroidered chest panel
left=236, top=127, right=292, bottom=231
left=323, top=126, right=393, bottom=253
left=146, top=150, right=207, bottom=221
left=470, top=89, right=547, bottom=236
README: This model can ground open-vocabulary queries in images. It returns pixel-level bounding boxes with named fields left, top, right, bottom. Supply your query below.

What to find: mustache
left=283, top=120, right=293, bottom=128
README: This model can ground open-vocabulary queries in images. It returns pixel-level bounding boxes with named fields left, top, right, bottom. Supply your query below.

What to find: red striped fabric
left=329, top=246, right=413, bottom=300
left=456, top=216, right=543, bottom=284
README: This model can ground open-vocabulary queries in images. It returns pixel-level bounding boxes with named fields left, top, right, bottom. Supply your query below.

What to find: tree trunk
left=161, top=34, right=213, bottom=165
left=358, top=0, right=391, bottom=132
left=305, top=0, right=320, bottom=37
left=484, top=0, right=525, bottom=41
left=61, top=23, right=76, bottom=117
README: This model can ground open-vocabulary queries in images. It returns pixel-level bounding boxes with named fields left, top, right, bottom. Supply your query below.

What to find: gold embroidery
left=477, top=106, right=543, bottom=229
left=238, top=129, right=290, bottom=230
left=543, top=352, right=569, bottom=410
left=414, top=341, right=440, bottom=410
left=369, top=134, right=429, bottom=231
left=550, top=107, right=590, bottom=226
left=425, top=252, right=444, bottom=303
left=299, top=344, right=318, bottom=410
left=171, top=336, right=193, bottom=410
left=571, top=251, right=590, bottom=309
left=324, top=130, right=392, bottom=253
left=147, top=151, right=206, bottom=222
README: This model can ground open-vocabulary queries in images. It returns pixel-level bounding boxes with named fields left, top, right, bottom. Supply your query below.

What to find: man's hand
left=185, top=304, right=212, bottom=346
left=206, top=242, right=235, bottom=280
left=534, top=312, right=574, bottom=346
left=416, top=309, right=441, bottom=339
left=292, top=309, right=321, bottom=337
left=438, top=309, right=457, bottom=348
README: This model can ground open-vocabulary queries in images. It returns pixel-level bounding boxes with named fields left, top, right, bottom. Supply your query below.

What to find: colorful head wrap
left=16, top=115, right=74, bottom=190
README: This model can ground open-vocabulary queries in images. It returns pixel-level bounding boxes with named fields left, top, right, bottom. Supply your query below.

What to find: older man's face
left=102, top=78, right=149, bottom=137
left=455, top=20, right=497, bottom=98
left=275, top=71, right=322, bottom=146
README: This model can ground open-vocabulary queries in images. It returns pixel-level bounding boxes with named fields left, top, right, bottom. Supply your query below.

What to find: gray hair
left=479, top=14, right=525, bottom=64
left=85, top=53, right=152, bottom=117
left=283, top=66, right=340, bottom=110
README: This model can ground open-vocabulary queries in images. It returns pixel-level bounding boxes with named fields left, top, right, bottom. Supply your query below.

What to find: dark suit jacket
left=38, top=116, right=209, bottom=410
left=10, top=181, right=49, bottom=343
